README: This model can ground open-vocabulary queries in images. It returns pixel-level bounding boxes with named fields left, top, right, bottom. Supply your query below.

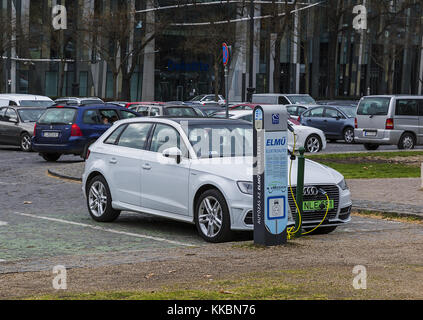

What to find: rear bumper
left=354, top=129, right=402, bottom=145
left=31, top=137, right=86, bottom=154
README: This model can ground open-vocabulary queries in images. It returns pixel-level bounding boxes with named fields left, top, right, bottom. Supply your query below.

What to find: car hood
left=190, top=156, right=343, bottom=185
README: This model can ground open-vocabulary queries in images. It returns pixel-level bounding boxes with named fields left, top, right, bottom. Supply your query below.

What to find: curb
left=47, top=169, right=82, bottom=182
left=352, top=206, right=423, bottom=221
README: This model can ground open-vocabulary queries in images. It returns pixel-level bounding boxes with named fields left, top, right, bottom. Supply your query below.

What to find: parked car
left=32, top=104, right=140, bottom=161
left=54, top=97, right=104, bottom=105
left=229, top=103, right=260, bottom=110
left=106, top=101, right=129, bottom=107
left=354, top=95, right=423, bottom=150
left=252, top=93, right=316, bottom=105
left=128, top=104, right=200, bottom=117
left=317, top=100, right=359, bottom=107
left=125, top=101, right=165, bottom=109
left=212, top=109, right=326, bottom=153
left=0, top=106, right=46, bottom=151
left=0, top=94, right=53, bottom=108
left=82, top=117, right=351, bottom=242
left=299, top=105, right=356, bottom=143
left=188, top=94, right=226, bottom=106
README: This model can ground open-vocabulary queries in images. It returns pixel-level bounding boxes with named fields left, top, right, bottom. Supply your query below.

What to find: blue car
left=299, top=105, right=356, bottom=143
left=32, top=104, right=140, bottom=161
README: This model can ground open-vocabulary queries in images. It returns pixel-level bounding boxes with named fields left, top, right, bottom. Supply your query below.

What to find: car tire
left=86, top=175, right=121, bottom=222
left=195, top=189, right=232, bottom=243
left=343, top=127, right=354, bottom=144
left=303, top=226, right=337, bottom=235
left=41, top=153, right=61, bottom=162
left=20, top=133, right=32, bottom=152
left=398, top=133, right=415, bottom=150
left=364, top=143, right=379, bottom=151
left=304, top=134, right=322, bottom=153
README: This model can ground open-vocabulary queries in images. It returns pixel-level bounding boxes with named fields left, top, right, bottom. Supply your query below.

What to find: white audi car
left=82, top=118, right=351, bottom=242
left=212, top=110, right=327, bottom=153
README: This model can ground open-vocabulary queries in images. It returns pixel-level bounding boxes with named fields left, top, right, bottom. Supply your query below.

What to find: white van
left=252, top=93, right=316, bottom=105
left=0, top=94, right=53, bottom=108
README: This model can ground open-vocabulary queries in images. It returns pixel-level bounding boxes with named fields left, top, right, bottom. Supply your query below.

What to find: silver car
left=354, top=95, right=423, bottom=150
left=0, top=106, right=46, bottom=151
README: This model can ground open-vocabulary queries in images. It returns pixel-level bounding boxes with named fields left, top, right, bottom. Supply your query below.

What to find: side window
left=150, top=108, right=160, bottom=116
left=5, top=108, right=18, bottom=122
left=9, top=100, right=17, bottom=106
left=150, top=124, right=188, bottom=157
left=104, top=124, right=127, bottom=145
left=325, top=108, right=339, bottom=118
left=308, top=107, right=324, bottom=117
left=116, top=123, right=152, bottom=149
left=419, top=100, right=423, bottom=116
left=298, top=107, right=307, bottom=115
left=241, top=114, right=253, bottom=122
left=120, top=110, right=137, bottom=119
left=0, top=107, right=6, bottom=120
left=99, top=109, right=119, bottom=124
left=286, top=106, right=297, bottom=116
left=278, top=97, right=290, bottom=105
left=395, top=99, right=419, bottom=116
left=83, top=110, right=100, bottom=124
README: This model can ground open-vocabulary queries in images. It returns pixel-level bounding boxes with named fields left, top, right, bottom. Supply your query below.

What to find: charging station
left=253, top=105, right=289, bottom=246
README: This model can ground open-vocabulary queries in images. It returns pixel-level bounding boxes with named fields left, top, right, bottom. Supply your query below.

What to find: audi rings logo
left=303, top=186, right=319, bottom=196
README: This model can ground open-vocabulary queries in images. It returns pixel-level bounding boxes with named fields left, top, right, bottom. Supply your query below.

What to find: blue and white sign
left=222, top=43, right=229, bottom=66
left=254, top=108, right=263, bottom=130
left=272, top=113, right=280, bottom=125
left=264, top=131, right=288, bottom=235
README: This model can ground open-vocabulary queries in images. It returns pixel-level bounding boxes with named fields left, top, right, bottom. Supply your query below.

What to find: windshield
left=37, top=108, right=76, bottom=125
left=19, top=100, right=53, bottom=108
left=164, top=107, right=198, bottom=117
left=81, top=99, right=103, bottom=105
left=289, top=95, right=316, bottom=104
left=337, top=106, right=356, bottom=118
left=186, top=123, right=253, bottom=158
left=357, top=97, right=391, bottom=116
left=17, top=109, right=45, bottom=122
left=190, top=95, right=205, bottom=101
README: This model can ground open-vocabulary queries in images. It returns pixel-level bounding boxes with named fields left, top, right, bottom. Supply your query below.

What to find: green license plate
left=303, top=200, right=334, bottom=211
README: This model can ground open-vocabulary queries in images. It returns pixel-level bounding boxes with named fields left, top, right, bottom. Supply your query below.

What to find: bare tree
left=0, top=7, right=15, bottom=92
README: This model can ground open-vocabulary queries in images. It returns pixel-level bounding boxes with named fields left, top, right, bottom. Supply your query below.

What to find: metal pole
left=225, top=65, right=229, bottom=118
left=294, top=147, right=305, bottom=238
left=248, top=0, right=254, bottom=90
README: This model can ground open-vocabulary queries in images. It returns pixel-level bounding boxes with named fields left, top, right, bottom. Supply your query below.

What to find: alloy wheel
left=88, top=181, right=108, bottom=217
left=21, top=134, right=32, bottom=152
left=198, top=196, right=223, bottom=238
left=344, top=129, right=354, bottom=143
left=305, top=136, right=321, bottom=153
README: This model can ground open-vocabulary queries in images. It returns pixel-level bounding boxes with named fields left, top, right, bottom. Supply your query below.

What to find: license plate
left=364, top=131, right=377, bottom=137
left=43, top=131, right=59, bottom=138
left=303, top=200, right=334, bottom=212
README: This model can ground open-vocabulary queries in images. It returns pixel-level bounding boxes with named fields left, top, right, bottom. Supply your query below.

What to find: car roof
left=48, top=103, right=128, bottom=110
left=0, top=94, right=52, bottom=101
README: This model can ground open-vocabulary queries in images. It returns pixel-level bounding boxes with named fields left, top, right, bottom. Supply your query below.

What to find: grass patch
left=315, top=161, right=420, bottom=179
left=29, top=271, right=329, bottom=300
left=308, top=151, right=422, bottom=179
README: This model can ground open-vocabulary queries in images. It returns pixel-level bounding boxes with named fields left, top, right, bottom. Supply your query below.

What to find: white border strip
left=13, top=212, right=195, bottom=247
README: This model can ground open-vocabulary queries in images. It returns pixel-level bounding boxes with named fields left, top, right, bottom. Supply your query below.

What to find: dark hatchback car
left=299, top=105, right=356, bottom=143
left=0, top=106, right=46, bottom=151
left=32, top=104, right=140, bottom=161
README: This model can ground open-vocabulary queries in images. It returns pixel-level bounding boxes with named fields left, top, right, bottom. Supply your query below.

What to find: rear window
left=164, top=107, right=197, bottom=117
left=37, top=108, right=76, bottom=125
left=19, top=100, right=53, bottom=107
left=357, top=97, right=391, bottom=116
left=17, top=108, right=45, bottom=122
left=288, top=95, right=316, bottom=104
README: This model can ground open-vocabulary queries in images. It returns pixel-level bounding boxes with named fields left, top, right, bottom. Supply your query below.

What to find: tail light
left=71, top=123, right=83, bottom=136
left=354, top=118, right=358, bottom=128
left=385, top=118, right=394, bottom=130
left=297, top=116, right=301, bottom=122
left=85, top=149, right=90, bottom=160
left=33, top=123, right=37, bottom=136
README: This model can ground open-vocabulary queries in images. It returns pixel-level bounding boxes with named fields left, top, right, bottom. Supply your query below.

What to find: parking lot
left=1, top=143, right=423, bottom=299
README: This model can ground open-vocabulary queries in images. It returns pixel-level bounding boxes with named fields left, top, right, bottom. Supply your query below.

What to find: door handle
left=142, top=163, right=151, bottom=170
left=109, top=158, right=117, bottom=164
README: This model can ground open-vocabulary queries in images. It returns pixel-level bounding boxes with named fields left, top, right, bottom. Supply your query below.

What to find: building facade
left=1, top=0, right=423, bottom=101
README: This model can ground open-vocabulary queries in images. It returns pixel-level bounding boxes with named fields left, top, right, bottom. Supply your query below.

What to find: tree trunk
left=327, top=32, right=338, bottom=99
left=58, top=60, right=65, bottom=96
left=273, top=37, right=281, bottom=93
left=112, top=72, right=119, bottom=100
left=214, top=59, right=219, bottom=101
left=121, top=74, right=131, bottom=101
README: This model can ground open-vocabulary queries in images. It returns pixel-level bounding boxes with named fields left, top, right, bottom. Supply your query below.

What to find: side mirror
left=162, top=147, right=182, bottom=164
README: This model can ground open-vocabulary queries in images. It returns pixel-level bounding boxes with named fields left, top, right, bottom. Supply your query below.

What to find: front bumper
left=229, top=185, right=352, bottom=231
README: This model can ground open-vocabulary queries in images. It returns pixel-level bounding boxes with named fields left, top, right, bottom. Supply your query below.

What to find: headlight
left=237, top=181, right=253, bottom=195
left=337, top=179, right=348, bottom=190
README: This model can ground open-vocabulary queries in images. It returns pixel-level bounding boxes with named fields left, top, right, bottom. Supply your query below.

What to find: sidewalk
left=48, top=162, right=423, bottom=218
